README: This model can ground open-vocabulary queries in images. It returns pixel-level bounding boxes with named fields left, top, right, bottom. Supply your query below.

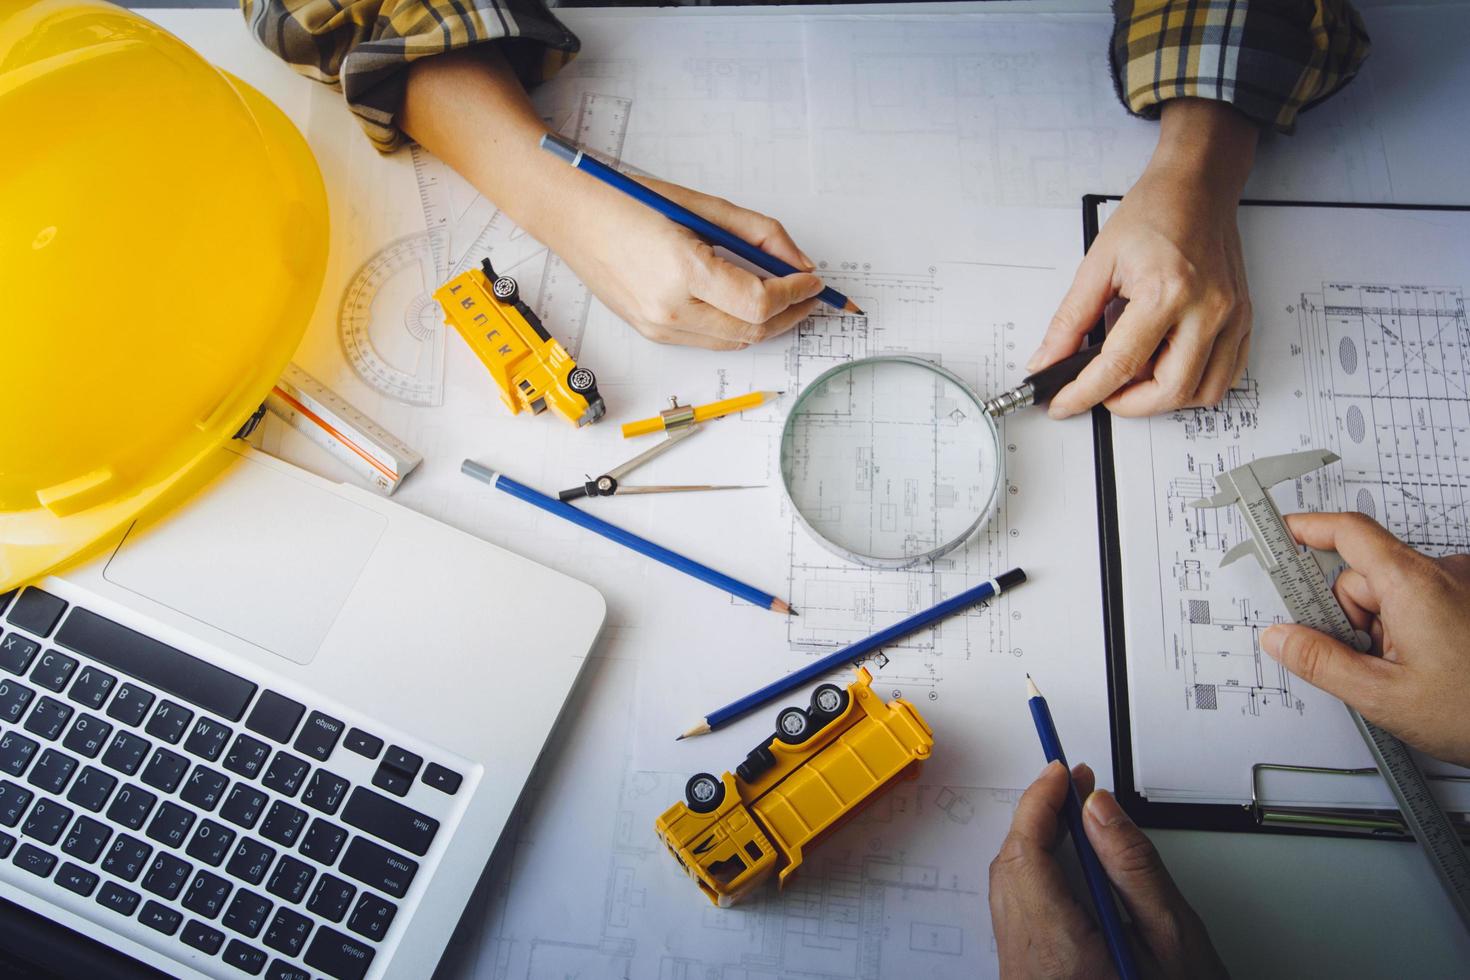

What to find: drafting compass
left=558, top=425, right=759, bottom=501
left=1194, top=449, right=1470, bottom=929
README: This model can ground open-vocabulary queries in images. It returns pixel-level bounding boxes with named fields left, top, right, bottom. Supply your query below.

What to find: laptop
left=0, top=443, right=606, bottom=979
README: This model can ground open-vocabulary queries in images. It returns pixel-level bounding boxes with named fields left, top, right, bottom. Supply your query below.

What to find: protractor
left=338, top=232, right=448, bottom=407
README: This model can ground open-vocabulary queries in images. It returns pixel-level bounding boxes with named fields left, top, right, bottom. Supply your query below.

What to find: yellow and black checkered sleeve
left=1111, top=0, right=1371, bottom=134
left=241, top=0, right=579, bottom=152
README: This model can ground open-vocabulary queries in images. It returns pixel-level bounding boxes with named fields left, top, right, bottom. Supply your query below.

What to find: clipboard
left=1084, top=193, right=1470, bottom=841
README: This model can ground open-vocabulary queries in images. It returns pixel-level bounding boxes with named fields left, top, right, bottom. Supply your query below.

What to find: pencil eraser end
left=997, top=568, right=1027, bottom=592
left=540, top=133, right=579, bottom=164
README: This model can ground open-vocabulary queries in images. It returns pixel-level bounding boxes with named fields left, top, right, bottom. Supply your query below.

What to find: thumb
left=1083, top=790, right=1193, bottom=964
left=1260, top=624, right=1397, bottom=711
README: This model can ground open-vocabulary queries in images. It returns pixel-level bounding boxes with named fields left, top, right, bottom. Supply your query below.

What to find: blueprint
left=1108, top=201, right=1470, bottom=808
left=145, top=4, right=1466, bottom=976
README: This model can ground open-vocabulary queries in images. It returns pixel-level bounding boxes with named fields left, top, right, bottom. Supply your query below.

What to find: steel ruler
left=1195, top=449, right=1470, bottom=930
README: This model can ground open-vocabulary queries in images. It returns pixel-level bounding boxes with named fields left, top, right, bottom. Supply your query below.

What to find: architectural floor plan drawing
left=1112, top=202, right=1470, bottom=806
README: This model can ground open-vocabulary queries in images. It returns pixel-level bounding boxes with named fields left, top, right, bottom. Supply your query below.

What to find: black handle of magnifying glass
left=1024, top=343, right=1105, bottom=406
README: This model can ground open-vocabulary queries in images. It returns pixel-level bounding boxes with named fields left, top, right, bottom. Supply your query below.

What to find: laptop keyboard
left=0, top=587, right=466, bottom=980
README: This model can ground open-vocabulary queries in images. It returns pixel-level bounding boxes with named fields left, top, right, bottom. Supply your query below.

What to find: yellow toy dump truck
left=434, top=258, right=604, bottom=427
left=655, top=668, right=933, bottom=907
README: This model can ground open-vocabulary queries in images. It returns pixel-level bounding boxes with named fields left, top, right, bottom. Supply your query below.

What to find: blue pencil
left=676, top=569, right=1026, bottom=739
left=461, top=460, right=791, bottom=615
left=1026, top=675, right=1141, bottom=980
left=540, top=134, right=864, bottom=315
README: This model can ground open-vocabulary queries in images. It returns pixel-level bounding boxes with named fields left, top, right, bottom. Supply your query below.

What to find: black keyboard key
left=186, top=818, right=237, bottom=867
left=223, top=939, right=269, bottom=976
left=184, top=868, right=234, bottom=919
left=301, top=769, right=349, bottom=816
left=141, top=747, right=189, bottom=793
left=264, top=906, right=314, bottom=957
left=224, top=733, right=271, bottom=780
left=266, top=854, right=315, bottom=904
left=260, top=801, right=307, bottom=848
left=100, top=730, right=150, bottom=776
left=30, top=650, right=78, bottom=693
left=226, top=837, right=276, bottom=886
left=0, top=633, right=40, bottom=675
left=422, top=762, right=463, bottom=795
left=142, top=850, right=192, bottom=900
left=13, top=842, right=57, bottom=877
left=24, top=695, right=73, bottom=739
left=246, top=691, right=305, bottom=744
left=221, top=784, right=268, bottom=830
left=61, top=814, right=112, bottom=863
left=106, top=784, right=157, bottom=831
left=67, top=666, right=116, bottom=710
left=56, top=609, right=258, bottom=721
left=181, top=765, right=229, bottom=811
left=56, top=861, right=100, bottom=897
left=0, top=593, right=9, bottom=615
left=62, top=713, right=112, bottom=758
left=185, top=716, right=231, bottom=762
left=0, top=781, right=32, bottom=827
left=341, top=786, right=439, bottom=857
left=338, top=837, right=417, bottom=899
left=7, top=588, right=66, bottom=638
left=347, top=891, right=397, bottom=943
left=139, top=899, right=183, bottom=936
left=293, top=712, right=344, bottom=762
left=306, top=874, right=355, bottom=923
left=26, top=748, right=77, bottom=794
left=304, top=926, right=375, bottom=980
left=182, top=919, right=226, bottom=955
left=383, top=745, right=422, bottom=777
left=266, top=959, right=310, bottom=980
left=223, top=888, right=273, bottom=939
left=22, top=798, right=72, bottom=845
left=0, top=680, right=35, bottom=725
left=66, top=765, right=117, bottom=813
left=106, top=683, right=154, bottom=727
left=0, top=831, right=14, bottom=857
left=370, top=766, right=410, bottom=797
left=145, top=700, right=193, bottom=744
left=343, top=729, right=382, bottom=760
left=0, top=732, right=39, bottom=777
left=261, top=753, right=309, bottom=798
left=146, top=800, right=196, bottom=849
left=102, top=833, right=152, bottom=882
left=96, top=880, right=140, bottom=916
left=299, top=817, right=348, bottom=866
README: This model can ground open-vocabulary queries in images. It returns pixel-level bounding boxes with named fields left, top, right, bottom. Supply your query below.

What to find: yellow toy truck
left=434, top=258, right=604, bottom=427
left=655, top=668, right=933, bottom=907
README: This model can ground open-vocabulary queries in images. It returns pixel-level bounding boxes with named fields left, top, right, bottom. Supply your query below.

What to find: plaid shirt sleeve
left=241, top=0, right=579, bottom=152
left=1111, top=0, right=1371, bottom=134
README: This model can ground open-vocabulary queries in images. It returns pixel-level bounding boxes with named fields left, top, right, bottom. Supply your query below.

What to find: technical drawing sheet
left=145, top=3, right=1469, bottom=977
left=1108, top=200, right=1470, bottom=809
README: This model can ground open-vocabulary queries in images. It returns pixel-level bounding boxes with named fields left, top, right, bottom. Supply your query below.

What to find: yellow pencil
left=621, top=391, right=782, bottom=438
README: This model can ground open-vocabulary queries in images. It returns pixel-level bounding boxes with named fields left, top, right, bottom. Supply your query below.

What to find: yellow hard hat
left=0, top=0, right=329, bottom=591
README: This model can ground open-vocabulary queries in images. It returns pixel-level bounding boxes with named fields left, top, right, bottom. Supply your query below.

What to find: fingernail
left=797, top=250, right=816, bottom=271
left=1038, top=759, right=1063, bottom=780
left=1025, top=348, right=1046, bottom=372
left=1085, top=790, right=1130, bottom=827
left=1260, top=626, right=1284, bottom=659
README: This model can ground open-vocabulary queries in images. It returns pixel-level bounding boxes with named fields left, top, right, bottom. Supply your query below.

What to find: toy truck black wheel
left=491, top=275, right=519, bottom=301
left=774, top=706, right=814, bottom=744
left=810, top=683, right=848, bottom=719
left=685, top=772, right=725, bottom=814
left=568, top=367, right=597, bottom=394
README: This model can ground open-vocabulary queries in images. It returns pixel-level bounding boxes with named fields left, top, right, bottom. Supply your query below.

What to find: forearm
left=400, top=48, right=588, bottom=247
left=1146, top=98, right=1259, bottom=200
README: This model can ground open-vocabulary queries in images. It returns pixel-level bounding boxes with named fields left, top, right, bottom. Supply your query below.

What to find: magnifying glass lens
left=780, top=357, right=1002, bottom=566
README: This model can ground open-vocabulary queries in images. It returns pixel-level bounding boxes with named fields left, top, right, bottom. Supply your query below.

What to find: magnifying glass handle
left=984, top=344, right=1103, bottom=417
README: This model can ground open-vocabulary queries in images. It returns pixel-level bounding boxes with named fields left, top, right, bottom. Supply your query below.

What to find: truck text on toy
left=655, top=667, right=934, bottom=906
left=434, top=258, right=604, bottom=427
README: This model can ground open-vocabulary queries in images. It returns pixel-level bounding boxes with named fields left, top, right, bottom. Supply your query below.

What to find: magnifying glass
left=779, top=343, right=1103, bottom=567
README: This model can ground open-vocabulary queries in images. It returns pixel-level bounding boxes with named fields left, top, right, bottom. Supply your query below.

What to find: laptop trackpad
left=104, top=456, right=387, bottom=666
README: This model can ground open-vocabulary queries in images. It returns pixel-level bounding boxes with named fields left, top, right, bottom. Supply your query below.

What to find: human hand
left=1261, top=513, right=1470, bottom=768
left=1030, top=99, right=1259, bottom=418
left=550, top=176, right=825, bottom=350
left=989, top=760, right=1226, bottom=979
